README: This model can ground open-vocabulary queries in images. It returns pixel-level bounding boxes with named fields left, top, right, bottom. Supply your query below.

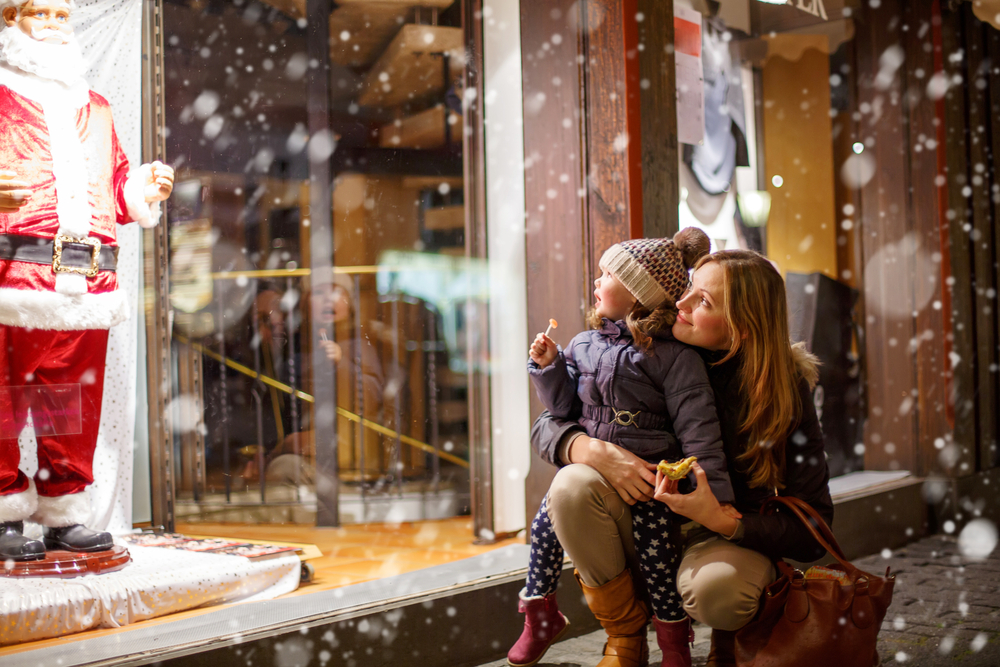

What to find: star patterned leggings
left=525, top=494, right=685, bottom=621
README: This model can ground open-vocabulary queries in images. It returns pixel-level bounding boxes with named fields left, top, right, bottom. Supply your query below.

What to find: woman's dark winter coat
left=531, top=346, right=834, bottom=564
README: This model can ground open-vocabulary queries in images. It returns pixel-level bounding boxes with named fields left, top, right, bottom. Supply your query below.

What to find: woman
left=531, top=249, right=833, bottom=667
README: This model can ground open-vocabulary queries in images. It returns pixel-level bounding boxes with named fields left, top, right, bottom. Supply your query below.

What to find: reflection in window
left=162, top=0, right=473, bottom=524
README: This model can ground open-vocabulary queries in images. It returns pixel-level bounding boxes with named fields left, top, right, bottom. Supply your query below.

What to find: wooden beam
left=963, top=5, right=999, bottom=474
left=357, top=24, right=463, bottom=108
left=583, top=0, right=640, bottom=276
left=989, top=18, right=1000, bottom=470
left=520, top=0, right=589, bottom=528
left=937, top=0, right=979, bottom=476
left=903, top=0, right=952, bottom=477
left=329, top=4, right=411, bottom=68
left=337, top=0, right=453, bottom=5
left=637, top=0, right=677, bottom=238
left=855, top=0, right=918, bottom=473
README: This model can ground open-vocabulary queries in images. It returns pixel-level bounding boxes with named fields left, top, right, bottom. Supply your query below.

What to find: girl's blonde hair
left=696, top=250, right=819, bottom=490
left=586, top=300, right=677, bottom=352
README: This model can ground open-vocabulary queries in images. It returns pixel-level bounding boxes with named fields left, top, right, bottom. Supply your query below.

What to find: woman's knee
left=679, top=563, right=761, bottom=631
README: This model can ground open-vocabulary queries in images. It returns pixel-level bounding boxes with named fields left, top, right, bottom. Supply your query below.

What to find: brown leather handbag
left=734, top=496, right=895, bottom=667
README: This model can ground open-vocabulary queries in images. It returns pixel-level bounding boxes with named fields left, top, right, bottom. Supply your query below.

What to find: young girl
left=507, top=228, right=735, bottom=667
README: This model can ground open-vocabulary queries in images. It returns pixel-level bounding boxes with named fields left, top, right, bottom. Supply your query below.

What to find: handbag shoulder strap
left=761, top=495, right=857, bottom=574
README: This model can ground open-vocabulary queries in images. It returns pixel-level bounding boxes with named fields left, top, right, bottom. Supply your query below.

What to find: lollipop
left=544, top=318, right=558, bottom=337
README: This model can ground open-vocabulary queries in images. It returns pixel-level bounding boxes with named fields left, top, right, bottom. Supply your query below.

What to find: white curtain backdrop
left=18, top=0, right=143, bottom=534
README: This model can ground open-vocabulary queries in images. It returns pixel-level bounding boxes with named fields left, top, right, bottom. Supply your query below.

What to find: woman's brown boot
left=575, top=569, right=650, bottom=667
left=705, top=629, right=736, bottom=667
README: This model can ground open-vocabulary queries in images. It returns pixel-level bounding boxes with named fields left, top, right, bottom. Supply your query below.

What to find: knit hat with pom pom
left=599, top=227, right=710, bottom=309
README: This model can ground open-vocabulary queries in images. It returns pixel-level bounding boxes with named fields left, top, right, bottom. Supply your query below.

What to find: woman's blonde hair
left=697, top=250, right=819, bottom=490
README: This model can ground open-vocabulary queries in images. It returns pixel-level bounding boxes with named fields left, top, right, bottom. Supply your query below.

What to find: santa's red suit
left=0, top=60, right=157, bottom=530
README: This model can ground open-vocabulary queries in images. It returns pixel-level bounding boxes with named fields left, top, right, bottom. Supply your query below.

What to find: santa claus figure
left=0, top=0, right=172, bottom=561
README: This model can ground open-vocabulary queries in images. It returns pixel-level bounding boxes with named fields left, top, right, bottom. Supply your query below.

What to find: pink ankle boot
left=652, top=616, right=693, bottom=667
left=507, top=593, right=570, bottom=667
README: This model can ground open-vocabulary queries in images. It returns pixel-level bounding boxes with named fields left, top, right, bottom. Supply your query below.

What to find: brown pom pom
left=673, top=227, right=711, bottom=269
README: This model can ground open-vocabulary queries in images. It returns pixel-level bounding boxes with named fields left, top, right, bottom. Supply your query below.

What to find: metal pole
left=354, top=274, right=365, bottom=507
left=428, top=305, right=440, bottom=494
left=141, top=0, right=175, bottom=532
left=217, top=297, right=230, bottom=502
left=252, top=297, right=266, bottom=503
left=252, top=387, right=265, bottom=503
left=391, top=292, right=403, bottom=497
left=462, top=0, right=493, bottom=539
left=287, top=275, right=300, bottom=494
left=306, top=0, right=338, bottom=526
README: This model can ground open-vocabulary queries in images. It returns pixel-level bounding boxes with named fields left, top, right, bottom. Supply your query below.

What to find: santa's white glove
left=124, top=162, right=172, bottom=229
left=0, top=170, right=31, bottom=213
left=142, top=161, right=174, bottom=202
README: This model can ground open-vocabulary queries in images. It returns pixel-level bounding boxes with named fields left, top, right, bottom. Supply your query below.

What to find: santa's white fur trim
left=0, top=62, right=94, bottom=243
left=0, top=285, right=129, bottom=330
left=124, top=168, right=161, bottom=228
left=32, top=489, right=91, bottom=528
left=0, top=60, right=88, bottom=109
left=42, top=96, right=92, bottom=241
left=55, top=272, right=87, bottom=296
left=0, top=479, right=37, bottom=523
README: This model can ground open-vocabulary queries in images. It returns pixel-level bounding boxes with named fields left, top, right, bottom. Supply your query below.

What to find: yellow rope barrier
left=173, top=335, right=469, bottom=469
left=208, top=265, right=386, bottom=280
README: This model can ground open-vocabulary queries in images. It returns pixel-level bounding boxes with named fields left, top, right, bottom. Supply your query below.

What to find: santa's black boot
left=43, top=524, right=113, bottom=553
left=0, top=521, right=46, bottom=561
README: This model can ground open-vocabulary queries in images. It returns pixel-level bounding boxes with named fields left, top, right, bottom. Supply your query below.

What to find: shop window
left=677, top=1, right=865, bottom=478
left=161, top=0, right=477, bottom=525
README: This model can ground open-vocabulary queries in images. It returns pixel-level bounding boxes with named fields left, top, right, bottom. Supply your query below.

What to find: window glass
left=162, top=0, right=475, bottom=524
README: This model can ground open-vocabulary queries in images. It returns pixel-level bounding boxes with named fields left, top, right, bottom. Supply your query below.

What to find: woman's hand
left=569, top=433, right=657, bottom=505
left=653, top=463, right=740, bottom=536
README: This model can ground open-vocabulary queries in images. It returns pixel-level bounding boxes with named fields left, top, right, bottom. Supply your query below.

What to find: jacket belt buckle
left=53, top=234, right=101, bottom=278
left=611, top=409, right=639, bottom=427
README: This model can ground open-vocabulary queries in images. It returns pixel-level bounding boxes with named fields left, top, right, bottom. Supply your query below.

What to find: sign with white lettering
left=795, top=0, right=828, bottom=20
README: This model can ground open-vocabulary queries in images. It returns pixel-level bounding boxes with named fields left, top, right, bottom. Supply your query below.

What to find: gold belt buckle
left=611, top=409, right=639, bottom=427
left=52, top=234, right=101, bottom=278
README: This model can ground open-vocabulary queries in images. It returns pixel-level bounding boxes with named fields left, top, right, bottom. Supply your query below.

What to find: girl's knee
left=547, top=464, right=604, bottom=509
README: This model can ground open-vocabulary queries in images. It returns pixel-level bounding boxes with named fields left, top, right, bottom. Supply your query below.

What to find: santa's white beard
left=0, top=25, right=85, bottom=86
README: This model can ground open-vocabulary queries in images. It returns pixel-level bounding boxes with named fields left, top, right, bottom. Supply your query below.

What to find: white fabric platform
left=0, top=545, right=300, bottom=646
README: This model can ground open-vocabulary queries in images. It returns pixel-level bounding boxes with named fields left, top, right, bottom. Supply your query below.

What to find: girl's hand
left=318, top=328, right=342, bottom=362
left=653, top=463, right=739, bottom=536
left=570, top=434, right=658, bottom=505
left=529, top=333, right=558, bottom=368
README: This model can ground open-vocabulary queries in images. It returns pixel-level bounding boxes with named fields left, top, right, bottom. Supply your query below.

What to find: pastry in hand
left=657, top=456, right=697, bottom=480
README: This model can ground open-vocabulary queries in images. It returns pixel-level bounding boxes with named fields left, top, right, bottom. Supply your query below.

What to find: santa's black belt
left=583, top=404, right=668, bottom=430
left=0, top=234, right=118, bottom=276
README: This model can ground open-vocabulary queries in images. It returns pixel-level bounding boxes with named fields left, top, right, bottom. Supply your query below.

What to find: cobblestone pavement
left=476, top=534, right=1000, bottom=666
